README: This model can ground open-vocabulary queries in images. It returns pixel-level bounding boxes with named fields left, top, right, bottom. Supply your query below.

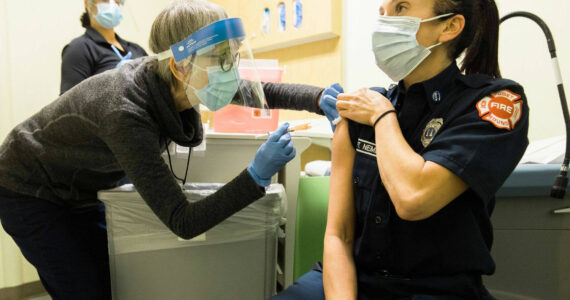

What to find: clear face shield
left=158, top=18, right=268, bottom=112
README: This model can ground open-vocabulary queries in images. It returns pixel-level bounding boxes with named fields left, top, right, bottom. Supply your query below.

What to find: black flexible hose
left=500, top=11, right=570, bottom=199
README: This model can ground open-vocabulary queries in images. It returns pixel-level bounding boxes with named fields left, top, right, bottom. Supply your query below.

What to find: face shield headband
left=158, top=18, right=245, bottom=63
left=158, top=18, right=268, bottom=112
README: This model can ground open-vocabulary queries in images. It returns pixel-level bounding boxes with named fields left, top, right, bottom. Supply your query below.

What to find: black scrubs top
left=348, top=63, right=529, bottom=299
left=60, top=27, right=147, bottom=95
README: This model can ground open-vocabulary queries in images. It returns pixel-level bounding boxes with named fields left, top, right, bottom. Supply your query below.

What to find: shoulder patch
left=476, top=89, right=523, bottom=130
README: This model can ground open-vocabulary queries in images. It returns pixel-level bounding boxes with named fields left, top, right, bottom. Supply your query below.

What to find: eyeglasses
left=202, top=49, right=240, bottom=72
left=218, top=50, right=240, bottom=72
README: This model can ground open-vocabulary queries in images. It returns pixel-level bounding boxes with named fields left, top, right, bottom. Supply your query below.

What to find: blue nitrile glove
left=319, top=83, right=344, bottom=131
left=248, top=123, right=297, bottom=187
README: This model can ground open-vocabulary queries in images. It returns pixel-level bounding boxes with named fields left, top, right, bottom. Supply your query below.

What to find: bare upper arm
left=325, top=120, right=356, bottom=241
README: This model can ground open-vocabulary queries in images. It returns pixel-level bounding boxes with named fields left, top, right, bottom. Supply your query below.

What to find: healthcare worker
left=60, top=0, right=147, bottom=94
left=0, top=1, right=326, bottom=299
left=276, top=0, right=529, bottom=299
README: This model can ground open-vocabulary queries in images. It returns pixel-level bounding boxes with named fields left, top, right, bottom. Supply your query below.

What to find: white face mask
left=371, top=13, right=454, bottom=82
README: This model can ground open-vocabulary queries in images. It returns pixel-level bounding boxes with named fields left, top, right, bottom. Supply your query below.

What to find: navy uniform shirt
left=60, top=27, right=147, bottom=95
left=348, top=63, right=529, bottom=299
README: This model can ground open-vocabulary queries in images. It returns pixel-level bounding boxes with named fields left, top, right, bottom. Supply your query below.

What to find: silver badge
left=421, top=118, right=444, bottom=147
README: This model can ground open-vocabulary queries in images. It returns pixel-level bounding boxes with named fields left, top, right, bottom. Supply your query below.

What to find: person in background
left=0, top=1, right=328, bottom=299
left=60, top=0, right=147, bottom=94
left=277, top=0, right=529, bottom=299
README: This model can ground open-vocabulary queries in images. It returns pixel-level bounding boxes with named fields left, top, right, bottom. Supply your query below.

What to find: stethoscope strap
left=110, top=45, right=122, bottom=58
left=111, top=44, right=132, bottom=59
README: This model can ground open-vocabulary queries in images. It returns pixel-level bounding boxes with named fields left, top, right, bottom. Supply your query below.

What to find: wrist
left=317, top=90, right=325, bottom=113
left=372, top=109, right=397, bottom=128
left=369, top=107, right=385, bottom=126
left=247, top=164, right=271, bottom=187
left=369, top=112, right=381, bottom=126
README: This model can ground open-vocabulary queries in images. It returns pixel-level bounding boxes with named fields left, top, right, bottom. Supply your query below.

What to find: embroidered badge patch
left=421, top=118, right=444, bottom=147
left=476, top=89, right=522, bottom=130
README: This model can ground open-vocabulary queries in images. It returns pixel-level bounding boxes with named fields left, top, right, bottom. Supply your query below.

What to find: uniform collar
left=85, top=26, right=127, bottom=48
left=401, top=62, right=461, bottom=111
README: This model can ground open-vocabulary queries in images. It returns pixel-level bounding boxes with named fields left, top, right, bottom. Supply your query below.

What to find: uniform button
left=432, top=90, right=441, bottom=102
left=375, top=251, right=382, bottom=260
left=375, top=216, right=382, bottom=224
left=353, top=176, right=359, bottom=184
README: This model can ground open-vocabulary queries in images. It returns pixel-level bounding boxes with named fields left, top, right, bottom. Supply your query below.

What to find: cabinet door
left=237, top=0, right=341, bottom=53
left=485, top=229, right=570, bottom=299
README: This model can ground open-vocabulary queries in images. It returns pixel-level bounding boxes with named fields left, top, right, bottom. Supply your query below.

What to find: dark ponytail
left=434, top=0, right=501, bottom=78
left=80, top=10, right=90, bottom=28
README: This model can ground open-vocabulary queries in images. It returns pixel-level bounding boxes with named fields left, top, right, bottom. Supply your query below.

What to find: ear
left=85, top=0, right=96, bottom=14
left=439, top=14, right=465, bottom=43
left=169, top=57, right=185, bottom=82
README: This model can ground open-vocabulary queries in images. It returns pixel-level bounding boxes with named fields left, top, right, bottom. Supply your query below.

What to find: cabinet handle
left=553, top=207, right=570, bottom=214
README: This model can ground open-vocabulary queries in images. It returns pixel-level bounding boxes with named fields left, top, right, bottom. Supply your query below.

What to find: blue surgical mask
left=94, top=2, right=123, bottom=29
left=186, top=66, right=240, bottom=111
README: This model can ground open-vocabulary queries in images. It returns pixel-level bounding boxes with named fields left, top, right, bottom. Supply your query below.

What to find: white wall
left=497, top=0, right=570, bottom=141
left=0, top=0, right=13, bottom=141
left=0, top=0, right=170, bottom=140
left=0, top=0, right=170, bottom=289
left=342, top=0, right=570, bottom=141
left=342, top=0, right=391, bottom=94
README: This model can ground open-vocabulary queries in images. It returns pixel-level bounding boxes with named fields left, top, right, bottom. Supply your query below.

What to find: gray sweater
left=0, top=57, right=323, bottom=239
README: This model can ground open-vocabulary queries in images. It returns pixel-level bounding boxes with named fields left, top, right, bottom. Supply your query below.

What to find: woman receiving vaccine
left=277, top=0, right=529, bottom=299
left=60, top=0, right=147, bottom=94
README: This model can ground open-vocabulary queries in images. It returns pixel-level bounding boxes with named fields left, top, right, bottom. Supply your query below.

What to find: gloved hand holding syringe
left=248, top=122, right=311, bottom=187
left=255, top=122, right=312, bottom=139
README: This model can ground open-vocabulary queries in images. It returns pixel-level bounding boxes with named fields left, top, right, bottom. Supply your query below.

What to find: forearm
left=373, top=114, right=431, bottom=218
left=166, top=169, right=265, bottom=239
left=336, top=89, right=466, bottom=220
left=104, top=114, right=267, bottom=240
left=114, top=143, right=264, bottom=239
left=323, top=235, right=357, bottom=300
left=262, top=82, right=324, bottom=113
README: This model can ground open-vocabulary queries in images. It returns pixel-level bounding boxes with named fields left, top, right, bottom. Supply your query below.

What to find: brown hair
left=80, top=10, right=90, bottom=28
left=434, top=0, right=501, bottom=78
left=148, top=0, right=227, bottom=86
